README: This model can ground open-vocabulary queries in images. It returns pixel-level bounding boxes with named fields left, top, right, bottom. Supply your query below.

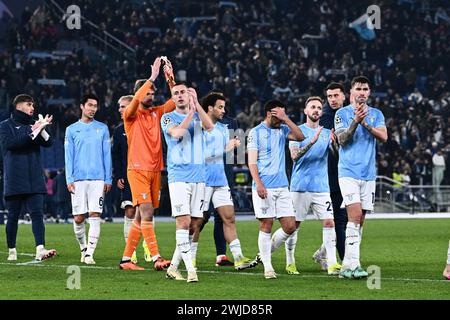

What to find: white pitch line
left=0, top=259, right=449, bottom=284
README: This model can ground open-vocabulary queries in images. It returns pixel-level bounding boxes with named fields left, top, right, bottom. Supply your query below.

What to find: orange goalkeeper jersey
left=124, top=80, right=175, bottom=171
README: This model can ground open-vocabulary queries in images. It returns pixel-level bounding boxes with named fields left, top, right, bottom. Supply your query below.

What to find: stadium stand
left=0, top=0, right=449, bottom=216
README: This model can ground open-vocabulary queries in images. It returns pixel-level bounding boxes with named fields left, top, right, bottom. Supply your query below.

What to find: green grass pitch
left=0, top=218, right=449, bottom=300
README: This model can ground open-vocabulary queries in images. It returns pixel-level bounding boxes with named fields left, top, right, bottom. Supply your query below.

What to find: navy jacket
left=0, top=110, right=52, bottom=197
left=112, top=123, right=128, bottom=181
left=319, top=103, right=340, bottom=193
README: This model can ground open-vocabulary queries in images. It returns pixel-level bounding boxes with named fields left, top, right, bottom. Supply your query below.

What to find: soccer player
left=162, top=84, right=214, bottom=282
left=312, top=82, right=348, bottom=269
left=280, top=96, right=341, bottom=275
left=248, top=100, right=305, bottom=279
left=0, top=94, right=56, bottom=261
left=444, top=240, right=450, bottom=280
left=112, top=95, right=151, bottom=264
left=190, top=91, right=256, bottom=270
left=118, top=57, right=175, bottom=270
left=334, top=76, right=387, bottom=279
left=65, top=93, right=112, bottom=265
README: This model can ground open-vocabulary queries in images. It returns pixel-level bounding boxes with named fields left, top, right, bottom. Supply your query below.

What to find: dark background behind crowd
left=0, top=0, right=449, bottom=220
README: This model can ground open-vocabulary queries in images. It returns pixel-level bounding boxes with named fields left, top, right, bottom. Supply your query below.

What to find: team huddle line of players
left=63, top=56, right=388, bottom=282
left=4, top=56, right=449, bottom=282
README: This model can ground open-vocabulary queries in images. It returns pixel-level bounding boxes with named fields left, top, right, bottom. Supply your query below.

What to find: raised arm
left=188, top=88, right=214, bottom=132
left=166, top=104, right=195, bottom=139
left=360, top=120, right=388, bottom=143
left=335, top=105, right=366, bottom=146
left=271, top=107, right=305, bottom=141
left=125, top=57, right=161, bottom=119
left=290, top=127, right=322, bottom=161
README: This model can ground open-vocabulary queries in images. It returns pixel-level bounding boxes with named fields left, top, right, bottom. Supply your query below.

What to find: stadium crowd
left=0, top=0, right=449, bottom=221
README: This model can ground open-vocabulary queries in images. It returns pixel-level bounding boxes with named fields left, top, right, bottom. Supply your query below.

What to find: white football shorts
left=252, top=187, right=295, bottom=219
left=169, top=182, right=205, bottom=218
left=71, top=180, right=105, bottom=215
left=291, top=192, right=334, bottom=222
left=338, top=177, right=375, bottom=211
left=203, top=185, right=234, bottom=210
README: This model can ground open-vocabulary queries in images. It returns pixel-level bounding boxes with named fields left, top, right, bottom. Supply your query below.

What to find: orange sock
left=141, top=220, right=159, bottom=258
left=123, top=221, right=141, bottom=259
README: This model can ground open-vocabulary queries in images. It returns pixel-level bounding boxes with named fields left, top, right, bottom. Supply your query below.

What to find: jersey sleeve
left=161, top=113, right=176, bottom=134
left=374, top=109, right=386, bottom=128
left=247, top=128, right=258, bottom=151
left=282, top=124, right=291, bottom=138
left=102, top=125, right=112, bottom=185
left=334, top=109, right=348, bottom=133
left=289, top=140, right=300, bottom=149
left=64, top=126, right=75, bottom=184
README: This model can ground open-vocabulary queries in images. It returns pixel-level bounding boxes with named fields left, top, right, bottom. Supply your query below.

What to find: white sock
left=123, top=216, right=133, bottom=243
left=271, top=228, right=291, bottom=252
left=285, top=228, right=298, bottom=265
left=258, top=231, right=273, bottom=272
left=170, top=245, right=182, bottom=269
left=229, top=239, right=244, bottom=261
left=36, top=244, right=44, bottom=254
left=73, top=220, right=86, bottom=250
left=191, top=242, right=198, bottom=262
left=447, top=240, right=450, bottom=265
left=323, top=227, right=337, bottom=267
left=342, top=222, right=360, bottom=270
left=85, top=217, right=101, bottom=257
left=176, top=229, right=195, bottom=272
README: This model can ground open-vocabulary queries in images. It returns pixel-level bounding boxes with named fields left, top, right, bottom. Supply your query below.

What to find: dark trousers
left=5, top=194, right=45, bottom=248
left=200, top=210, right=227, bottom=257
left=331, top=191, right=347, bottom=261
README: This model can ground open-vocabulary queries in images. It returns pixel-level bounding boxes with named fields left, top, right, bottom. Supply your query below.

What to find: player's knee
left=283, top=224, right=297, bottom=235
left=323, top=219, right=335, bottom=228
left=259, top=219, right=273, bottom=232
left=73, top=215, right=84, bottom=224
left=124, top=207, right=135, bottom=219
left=222, top=214, right=235, bottom=226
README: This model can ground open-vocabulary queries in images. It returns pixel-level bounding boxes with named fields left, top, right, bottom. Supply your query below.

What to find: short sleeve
left=282, top=124, right=291, bottom=138
left=161, top=113, right=175, bottom=134
left=374, top=109, right=386, bottom=128
left=334, top=109, right=347, bottom=132
left=289, top=140, right=300, bottom=149
left=247, top=128, right=258, bottom=151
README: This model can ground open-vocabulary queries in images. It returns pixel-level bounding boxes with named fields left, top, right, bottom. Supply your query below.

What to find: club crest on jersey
left=368, top=116, right=376, bottom=123
left=175, top=204, right=183, bottom=213
left=248, top=135, right=254, bottom=144
left=96, top=128, right=101, bottom=134
left=141, top=193, right=148, bottom=200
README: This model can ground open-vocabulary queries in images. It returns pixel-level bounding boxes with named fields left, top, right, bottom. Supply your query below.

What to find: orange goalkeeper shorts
left=127, top=170, right=161, bottom=207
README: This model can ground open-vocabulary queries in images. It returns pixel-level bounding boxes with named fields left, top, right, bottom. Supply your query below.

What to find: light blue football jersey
left=204, top=121, right=229, bottom=187
left=289, top=124, right=331, bottom=192
left=64, top=120, right=112, bottom=184
left=161, top=110, right=205, bottom=183
left=334, top=104, right=385, bottom=180
left=247, top=122, right=291, bottom=189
